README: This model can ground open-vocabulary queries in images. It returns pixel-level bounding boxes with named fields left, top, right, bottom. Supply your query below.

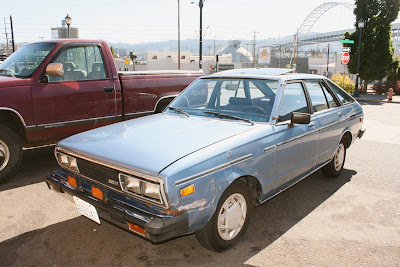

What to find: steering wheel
left=242, top=105, right=268, bottom=115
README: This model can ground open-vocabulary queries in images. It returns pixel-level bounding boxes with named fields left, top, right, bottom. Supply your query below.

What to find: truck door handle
left=104, top=87, right=114, bottom=93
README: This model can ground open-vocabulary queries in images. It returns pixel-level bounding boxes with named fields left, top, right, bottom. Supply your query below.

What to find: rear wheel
left=195, top=180, right=252, bottom=252
left=322, top=139, right=346, bottom=178
left=0, top=126, right=23, bottom=183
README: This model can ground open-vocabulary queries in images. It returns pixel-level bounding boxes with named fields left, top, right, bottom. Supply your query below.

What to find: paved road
left=0, top=102, right=399, bottom=266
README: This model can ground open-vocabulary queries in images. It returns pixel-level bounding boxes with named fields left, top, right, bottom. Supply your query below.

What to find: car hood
left=0, top=75, right=31, bottom=87
left=58, top=113, right=256, bottom=176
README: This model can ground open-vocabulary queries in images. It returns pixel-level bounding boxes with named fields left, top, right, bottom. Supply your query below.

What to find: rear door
left=32, top=43, right=119, bottom=140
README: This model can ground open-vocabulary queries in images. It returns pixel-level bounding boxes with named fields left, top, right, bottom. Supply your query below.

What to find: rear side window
left=278, top=82, right=309, bottom=122
left=321, top=83, right=338, bottom=108
left=326, top=80, right=354, bottom=105
left=306, top=81, right=329, bottom=112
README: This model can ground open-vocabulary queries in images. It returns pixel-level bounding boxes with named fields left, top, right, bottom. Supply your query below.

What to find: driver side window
left=278, top=82, right=309, bottom=122
left=49, top=46, right=107, bottom=82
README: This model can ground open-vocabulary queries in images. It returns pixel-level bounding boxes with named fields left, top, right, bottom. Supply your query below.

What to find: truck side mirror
left=46, top=63, right=64, bottom=77
left=290, top=112, right=310, bottom=126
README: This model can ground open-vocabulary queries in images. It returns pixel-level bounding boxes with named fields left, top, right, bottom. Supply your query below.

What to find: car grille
left=76, top=158, right=121, bottom=190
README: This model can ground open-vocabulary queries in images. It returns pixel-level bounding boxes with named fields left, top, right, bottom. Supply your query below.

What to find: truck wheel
left=0, top=126, right=23, bottom=183
left=322, top=139, right=346, bottom=178
left=195, top=180, right=252, bottom=252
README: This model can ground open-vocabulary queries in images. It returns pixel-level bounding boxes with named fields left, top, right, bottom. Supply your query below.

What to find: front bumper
left=45, top=171, right=189, bottom=243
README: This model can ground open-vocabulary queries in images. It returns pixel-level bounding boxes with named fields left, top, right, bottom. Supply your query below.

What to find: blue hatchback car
left=46, top=69, right=365, bottom=252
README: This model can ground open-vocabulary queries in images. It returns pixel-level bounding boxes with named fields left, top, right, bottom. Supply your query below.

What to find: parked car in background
left=45, top=69, right=365, bottom=252
left=0, top=39, right=202, bottom=182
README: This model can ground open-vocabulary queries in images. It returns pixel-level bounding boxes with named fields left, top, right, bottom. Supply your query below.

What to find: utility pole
left=178, top=0, right=181, bottom=70
left=326, top=44, right=330, bottom=77
left=10, top=16, right=15, bottom=52
left=3, top=18, right=9, bottom=55
left=251, top=31, right=258, bottom=68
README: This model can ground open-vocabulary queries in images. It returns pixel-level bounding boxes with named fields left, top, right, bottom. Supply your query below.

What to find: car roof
left=206, top=68, right=327, bottom=81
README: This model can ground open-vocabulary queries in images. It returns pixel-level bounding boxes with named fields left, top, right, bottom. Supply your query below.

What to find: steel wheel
left=334, top=143, right=345, bottom=171
left=0, top=139, right=10, bottom=172
left=195, top=180, right=252, bottom=252
left=217, top=193, right=247, bottom=241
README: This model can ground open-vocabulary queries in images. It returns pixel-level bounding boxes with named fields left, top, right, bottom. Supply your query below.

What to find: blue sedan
left=45, top=69, right=365, bottom=252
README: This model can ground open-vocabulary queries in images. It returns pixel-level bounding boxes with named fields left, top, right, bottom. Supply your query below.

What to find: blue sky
left=1, top=0, right=399, bottom=44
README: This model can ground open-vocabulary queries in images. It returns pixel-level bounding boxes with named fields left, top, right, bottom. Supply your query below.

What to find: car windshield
left=0, top=42, right=56, bottom=78
left=167, top=78, right=278, bottom=123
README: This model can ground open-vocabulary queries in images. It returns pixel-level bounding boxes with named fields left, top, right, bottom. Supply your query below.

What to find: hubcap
left=217, top=193, right=247, bottom=241
left=334, top=143, right=345, bottom=171
left=0, top=139, right=10, bottom=172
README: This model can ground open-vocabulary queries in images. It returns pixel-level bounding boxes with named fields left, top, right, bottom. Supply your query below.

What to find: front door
left=273, top=82, right=319, bottom=190
left=32, top=44, right=118, bottom=142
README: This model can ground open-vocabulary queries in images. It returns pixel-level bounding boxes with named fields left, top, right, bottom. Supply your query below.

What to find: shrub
left=330, top=73, right=355, bottom=94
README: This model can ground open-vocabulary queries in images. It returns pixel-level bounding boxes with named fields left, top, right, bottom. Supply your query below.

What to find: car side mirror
left=290, top=112, right=310, bottom=126
left=46, top=63, right=64, bottom=77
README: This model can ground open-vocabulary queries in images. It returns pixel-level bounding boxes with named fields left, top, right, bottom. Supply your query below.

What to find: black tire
left=322, top=139, right=346, bottom=178
left=0, top=126, right=23, bottom=183
left=195, top=180, right=252, bottom=252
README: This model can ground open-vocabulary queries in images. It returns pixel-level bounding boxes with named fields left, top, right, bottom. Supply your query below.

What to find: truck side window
left=49, top=46, right=107, bottom=82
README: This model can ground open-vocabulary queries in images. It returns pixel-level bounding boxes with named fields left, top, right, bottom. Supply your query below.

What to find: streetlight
left=353, top=18, right=365, bottom=97
left=192, top=0, right=204, bottom=69
left=65, top=14, right=72, bottom=39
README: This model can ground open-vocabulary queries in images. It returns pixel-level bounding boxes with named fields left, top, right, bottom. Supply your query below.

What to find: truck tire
left=195, top=180, right=252, bottom=252
left=0, top=126, right=23, bottom=183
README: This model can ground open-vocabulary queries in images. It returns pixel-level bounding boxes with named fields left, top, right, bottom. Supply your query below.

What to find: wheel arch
left=0, top=108, right=26, bottom=142
left=340, top=130, right=352, bottom=149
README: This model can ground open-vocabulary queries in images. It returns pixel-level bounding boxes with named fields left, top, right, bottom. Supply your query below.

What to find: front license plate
left=73, top=196, right=101, bottom=224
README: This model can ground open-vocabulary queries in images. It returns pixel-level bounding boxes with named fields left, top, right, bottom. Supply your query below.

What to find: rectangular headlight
left=56, top=152, right=79, bottom=173
left=143, top=182, right=161, bottom=200
left=119, top=173, right=161, bottom=202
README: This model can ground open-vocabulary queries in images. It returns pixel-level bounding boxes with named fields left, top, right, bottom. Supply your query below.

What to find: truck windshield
left=0, top=42, right=56, bottom=78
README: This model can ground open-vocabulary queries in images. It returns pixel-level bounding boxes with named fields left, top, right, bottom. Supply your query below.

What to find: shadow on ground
left=0, top=169, right=355, bottom=266
left=0, top=146, right=58, bottom=191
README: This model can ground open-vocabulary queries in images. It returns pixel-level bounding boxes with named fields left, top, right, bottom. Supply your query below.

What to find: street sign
left=124, top=58, right=129, bottom=64
left=342, top=52, right=350, bottom=64
left=340, top=39, right=355, bottom=44
left=342, top=47, right=351, bottom=52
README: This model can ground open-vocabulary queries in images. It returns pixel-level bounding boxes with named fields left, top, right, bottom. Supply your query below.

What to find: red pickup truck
left=0, top=39, right=203, bottom=182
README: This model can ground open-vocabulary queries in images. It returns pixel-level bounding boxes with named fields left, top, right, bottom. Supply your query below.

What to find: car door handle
left=338, top=111, right=343, bottom=116
left=308, top=121, right=315, bottom=127
left=104, top=87, right=114, bottom=93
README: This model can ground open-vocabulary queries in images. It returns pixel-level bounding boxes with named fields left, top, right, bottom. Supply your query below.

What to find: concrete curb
left=354, top=98, right=400, bottom=104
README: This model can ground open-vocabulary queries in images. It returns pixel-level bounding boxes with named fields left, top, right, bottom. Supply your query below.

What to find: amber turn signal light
left=127, top=222, right=146, bottom=235
left=180, top=185, right=195, bottom=197
left=91, top=186, right=104, bottom=200
left=67, top=176, right=78, bottom=188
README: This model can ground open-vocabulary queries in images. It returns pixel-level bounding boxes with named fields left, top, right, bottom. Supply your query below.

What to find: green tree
left=110, top=46, right=115, bottom=58
left=346, top=0, right=399, bottom=85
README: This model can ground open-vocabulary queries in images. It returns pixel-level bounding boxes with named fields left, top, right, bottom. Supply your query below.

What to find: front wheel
left=195, top=180, right=252, bottom=252
left=322, top=140, right=346, bottom=178
left=0, top=126, right=23, bottom=183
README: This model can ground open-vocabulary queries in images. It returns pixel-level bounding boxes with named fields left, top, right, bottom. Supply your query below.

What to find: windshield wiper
left=168, top=107, right=190, bottom=117
left=203, top=111, right=254, bottom=126
left=0, top=69, right=15, bottom=77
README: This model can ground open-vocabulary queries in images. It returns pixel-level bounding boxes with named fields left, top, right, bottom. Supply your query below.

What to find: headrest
left=92, top=62, right=104, bottom=71
left=63, top=62, right=75, bottom=71
left=229, top=97, right=252, bottom=105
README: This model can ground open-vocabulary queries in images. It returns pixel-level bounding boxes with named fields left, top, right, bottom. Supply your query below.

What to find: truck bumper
left=45, top=172, right=189, bottom=243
